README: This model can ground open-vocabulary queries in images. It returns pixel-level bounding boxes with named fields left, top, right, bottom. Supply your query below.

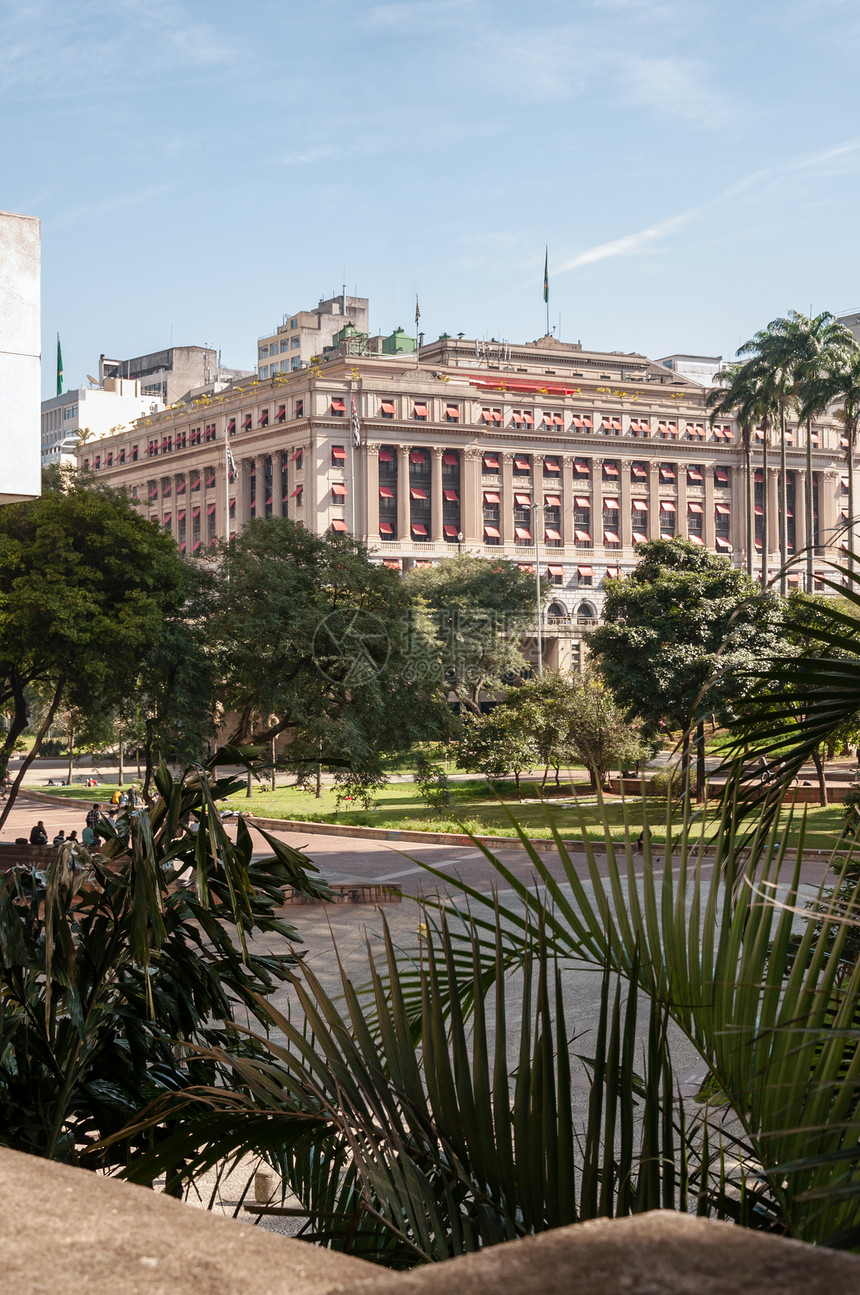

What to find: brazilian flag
left=57, top=335, right=63, bottom=396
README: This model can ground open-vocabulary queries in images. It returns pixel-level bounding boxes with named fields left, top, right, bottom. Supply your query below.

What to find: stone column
left=704, top=467, right=716, bottom=549
left=462, top=449, right=481, bottom=545
left=532, top=453, right=545, bottom=513
left=649, top=462, right=660, bottom=541
left=397, top=446, right=410, bottom=543
left=238, top=460, right=252, bottom=528
left=430, top=447, right=444, bottom=541
left=822, top=471, right=839, bottom=555
left=255, top=454, right=267, bottom=519
left=795, top=469, right=807, bottom=555
left=272, top=450, right=285, bottom=518
left=620, top=460, right=633, bottom=550
left=366, top=445, right=380, bottom=539
left=561, top=455, right=576, bottom=549
left=676, top=462, right=688, bottom=540
left=500, top=452, right=514, bottom=547
left=590, top=457, right=603, bottom=552
left=767, top=467, right=780, bottom=555
left=215, top=461, right=228, bottom=541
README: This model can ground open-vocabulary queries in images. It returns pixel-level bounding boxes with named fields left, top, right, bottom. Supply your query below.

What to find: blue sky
left=3, top=0, right=859, bottom=395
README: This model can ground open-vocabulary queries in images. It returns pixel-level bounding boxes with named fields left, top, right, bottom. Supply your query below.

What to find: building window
left=260, top=366, right=269, bottom=379
left=631, top=461, right=648, bottom=485
left=259, top=346, right=269, bottom=359
left=295, top=399, right=303, bottom=418
left=259, top=409, right=269, bottom=427
left=482, top=453, right=500, bottom=474
left=280, top=340, right=289, bottom=353
left=513, top=454, right=531, bottom=476
left=190, top=470, right=201, bottom=492
left=63, top=405, right=78, bottom=421
left=602, top=460, right=618, bottom=481
left=291, top=357, right=302, bottom=370
left=631, top=500, right=648, bottom=540
left=547, top=565, right=565, bottom=586
left=660, top=501, right=676, bottom=537
left=687, top=465, right=703, bottom=485
left=688, top=502, right=704, bottom=542
left=291, top=336, right=300, bottom=348
left=331, top=398, right=346, bottom=417
left=413, top=402, right=429, bottom=421
left=291, top=318, right=298, bottom=329
left=445, top=404, right=460, bottom=422
left=543, top=457, right=561, bottom=477
left=714, top=466, right=730, bottom=488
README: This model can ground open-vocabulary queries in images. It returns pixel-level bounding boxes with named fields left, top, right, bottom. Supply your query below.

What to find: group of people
left=26, top=790, right=143, bottom=855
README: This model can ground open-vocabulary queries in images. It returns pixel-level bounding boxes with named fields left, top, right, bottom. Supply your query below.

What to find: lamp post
left=531, top=503, right=544, bottom=676
left=457, top=530, right=464, bottom=555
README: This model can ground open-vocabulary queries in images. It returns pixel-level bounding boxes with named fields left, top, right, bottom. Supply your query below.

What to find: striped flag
left=225, top=435, right=236, bottom=474
left=351, top=396, right=361, bottom=449
left=543, top=248, right=549, bottom=305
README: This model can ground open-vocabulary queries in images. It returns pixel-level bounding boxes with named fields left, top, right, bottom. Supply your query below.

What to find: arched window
left=577, top=601, right=596, bottom=619
left=547, top=601, right=567, bottom=617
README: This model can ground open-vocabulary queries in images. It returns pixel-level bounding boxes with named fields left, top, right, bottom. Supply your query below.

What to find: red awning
left=413, top=403, right=428, bottom=417
left=544, top=458, right=560, bottom=471
left=331, top=398, right=346, bottom=411
left=483, top=455, right=500, bottom=470
left=444, top=489, right=459, bottom=502
left=554, top=413, right=564, bottom=426
left=445, top=406, right=460, bottom=421
left=545, top=528, right=562, bottom=540
left=548, top=565, right=565, bottom=576
left=207, top=503, right=216, bottom=515
left=484, top=491, right=501, bottom=504
left=411, top=487, right=427, bottom=500
left=574, top=460, right=590, bottom=474
left=162, top=512, right=172, bottom=525
left=602, top=463, right=618, bottom=476
left=574, top=496, right=591, bottom=508
left=688, top=502, right=704, bottom=514
left=192, top=506, right=200, bottom=518
left=331, top=446, right=346, bottom=459
left=380, top=401, right=396, bottom=414
left=715, top=503, right=731, bottom=515
left=410, top=449, right=427, bottom=463
left=522, top=411, right=534, bottom=424
left=519, top=563, right=535, bottom=573
left=481, top=408, right=492, bottom=422
left=604, top=531, right=620, bottom=543
left=578, top=565, right=594, bottom=576
left=331, top=519, right=348, bottom=532
left=687, top=467, right=702, bottom=480
left=383, top=556, right=399, bottom=566
left=544, top=494, right=561, bottom=507
left=715, top=469, right=729, bottom=482
left=715, top=536, right=731, bottom=549
left=660, top=500, right=676, bottom=512
left=331, top=483, right=347, bottom=496
left=378, top=448, right=393, bottom=462
left=660, top=466, right=675, bottom=479
left=515, top=493, right=531, bottom=506
left=484, top=525, right=501, bottom=538
left=444, top=524, right=459, bottom=537
left=290, top=486, right=303, bottom=497
left=177, top=509, right=186, bottom=521
left=492, top=410, right=503, bottom=422
left=379, top=522, right=394, bottom=534
left=415, top=559, right=432, bottom=567
left=603, top=497, right=620, bottom=510
left=514, top=457, right=530, bottom=470
left=290, top=448, right=303, bottom=461
left=575, top=530, right=591, bottom=542
left=605, top=566, right=620, bottom=577
left=515, top=527, right=532, bottom=540
left=379, top=486, right=394, bottom=498
left=632, top=531, right=648, bottom=543
left=632, top=499, right=648, bottom=511
left=443, top=451, right=459, bottom=465
left=412, top=522, right=428, bottom=535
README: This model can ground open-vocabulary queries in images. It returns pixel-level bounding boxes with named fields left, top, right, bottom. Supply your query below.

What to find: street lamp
left=457, top=530, right=464, bottom=555
left=531, top=503, right=544, bottom=676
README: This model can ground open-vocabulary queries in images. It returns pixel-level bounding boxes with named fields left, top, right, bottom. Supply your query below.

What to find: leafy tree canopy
left=0, top=469, right=186, bottom=822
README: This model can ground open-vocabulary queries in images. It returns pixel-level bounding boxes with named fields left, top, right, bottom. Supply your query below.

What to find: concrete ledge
left=1, top=1148, right=857, bottom=1294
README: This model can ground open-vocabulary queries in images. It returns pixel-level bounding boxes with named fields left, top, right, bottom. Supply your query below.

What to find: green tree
left=500, top=673, right=577, bottom=788
left=563, top=668, right=646, bottom=791
left=0, top=469, right=186, bottom=826
left=208, top=519, right=449, bottom=796
left=458, top=705, right=539, bottom=798
left=404, top=555, right=542, bottom=716
left=588, top=538, right=783, bottom=797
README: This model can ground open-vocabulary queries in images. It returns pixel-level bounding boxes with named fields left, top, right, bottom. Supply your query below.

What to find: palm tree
left=707, top=356, right=776, bottom=586
left=763, top=312, right=849, bottom=591
left=815, top=339, right=860, bottom=578
left=707, top=365, right=753, bottom=577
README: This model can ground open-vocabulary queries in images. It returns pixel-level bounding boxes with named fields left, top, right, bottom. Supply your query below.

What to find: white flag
left=225, top=436, right=236, bottom=473
left=351, top=396, right=361, bottom=449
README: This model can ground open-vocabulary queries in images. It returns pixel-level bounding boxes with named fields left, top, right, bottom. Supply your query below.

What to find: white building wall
left=0, top=211, right=41, bottom=503
left=41, top=381, right=163, bottom=467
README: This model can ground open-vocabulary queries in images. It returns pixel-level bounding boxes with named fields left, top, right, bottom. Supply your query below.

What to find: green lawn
left=37, top=779, right=852, bottom=849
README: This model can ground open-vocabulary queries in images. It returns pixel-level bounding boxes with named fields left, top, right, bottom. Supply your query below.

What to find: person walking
left=29, top=821, right=48, bottom=845
left=85, top=803, right=100, bottom=830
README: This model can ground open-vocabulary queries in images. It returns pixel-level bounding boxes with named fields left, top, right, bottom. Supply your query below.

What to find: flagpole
left=544, top=247, right=549, bottom=337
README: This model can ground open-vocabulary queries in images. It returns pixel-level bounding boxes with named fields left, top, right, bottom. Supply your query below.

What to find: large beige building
left=77, top=328, right=853, bottom=670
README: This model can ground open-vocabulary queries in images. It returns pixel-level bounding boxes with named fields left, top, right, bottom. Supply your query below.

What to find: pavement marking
left=338, top=849, right=487, bottom=884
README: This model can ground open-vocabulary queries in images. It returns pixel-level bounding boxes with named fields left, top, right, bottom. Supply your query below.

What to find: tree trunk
left=806, top=415, right=814, bottom=594
left=271, top=737, right=277, bottom=792
left=118, top=739, right=124, bottom=787
left=142, top=718, right=155, bottom=804
left=541, top=761, right=549, bottom=791
left=246, top=770, right=253, bottom=798
left=680, top=727, right=691, bottom=805
left=514, top=769, right=522, bottom=799
left=745, top=431, right=753, bottom=577
left=779, top=401, right=788, bottom=595
left=695, top=719, right=706, bottom=803
left=315, top=738, right=323, bottom=798
left=0, top=677, right=65, bottom=831
left=67, top=725, right=74, bottom=786
left=811, top=745, right=828, bottom=807
left=848, top=422, right=856, bottom=581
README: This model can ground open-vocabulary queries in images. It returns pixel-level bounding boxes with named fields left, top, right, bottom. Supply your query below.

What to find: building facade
left=0, top=210, right=41, bottom=504
left=77, top=330, right=853, bottom=671
left=99, top=346, right=250, bottom=405
left=41, top=378, right=163, bottom=467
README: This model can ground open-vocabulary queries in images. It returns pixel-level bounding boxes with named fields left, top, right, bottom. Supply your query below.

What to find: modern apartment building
left=0, top=210, right=41, bottom=503
left=41, top=378, right=163, bottom=467
left=657, top=354, right=725, bottom=387
left=256, top=294, right=370, bottom=377
left=77, top=328, right=853, bottom=672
